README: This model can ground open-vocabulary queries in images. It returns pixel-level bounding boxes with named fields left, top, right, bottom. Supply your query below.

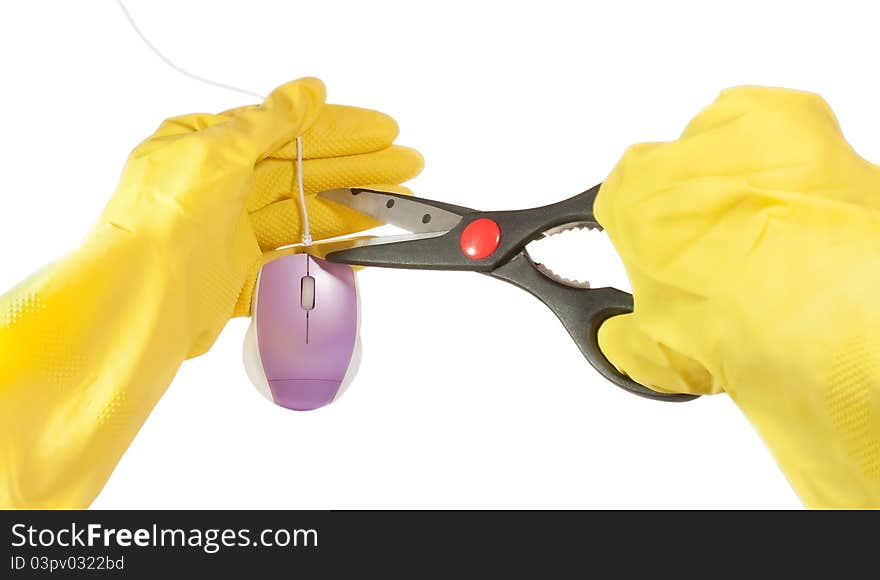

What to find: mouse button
left=254, top=256, right=311, bottom=379
left=262, top=252, right=309, bottom=280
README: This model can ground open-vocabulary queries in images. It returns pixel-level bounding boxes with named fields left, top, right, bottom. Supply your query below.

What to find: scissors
left=318, top=185, right=698, bottom=403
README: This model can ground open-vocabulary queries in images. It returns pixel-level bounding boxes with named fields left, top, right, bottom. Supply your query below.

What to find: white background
left=4, top=0, right=878, bottom=509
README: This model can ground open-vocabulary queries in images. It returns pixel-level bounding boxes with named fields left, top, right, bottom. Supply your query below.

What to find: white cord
left=114, top=0, right=264, bottom=100
left=115, top=0, right=312, bottom=248
left=296, top=136, right=312, bottom=246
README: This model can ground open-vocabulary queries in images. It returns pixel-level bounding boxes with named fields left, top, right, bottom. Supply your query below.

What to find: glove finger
left=219, top=104, right=401, bottom=160
left=247, top=145, right=424, bottom=212
left=133, top=79, right=325, bottom=162
left=597, top=312, right=720, bottom=396
left=214, top=77, right=326, bottom=161
left=146, top=102, right=398, bottom=166
left=251, top=184, right=414, bottom=251
left=271, top=104, right=401, bottom=160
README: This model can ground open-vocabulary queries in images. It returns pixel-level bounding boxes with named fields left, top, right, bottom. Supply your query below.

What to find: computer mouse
left=243, top=253, right=361, bottom=411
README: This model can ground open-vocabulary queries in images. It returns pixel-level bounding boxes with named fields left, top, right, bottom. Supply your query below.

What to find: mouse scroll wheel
left=300, top=276, right=316, bottom=310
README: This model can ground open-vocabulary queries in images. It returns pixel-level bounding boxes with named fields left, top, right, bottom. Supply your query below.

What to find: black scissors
left=319, top=185, right=698, bottom=402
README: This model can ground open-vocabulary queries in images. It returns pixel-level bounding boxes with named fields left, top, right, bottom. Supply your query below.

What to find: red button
left=459, top=218, right=501, bottom=259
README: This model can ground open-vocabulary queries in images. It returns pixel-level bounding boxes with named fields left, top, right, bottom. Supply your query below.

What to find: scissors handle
left=490, top=253, right=699, bottom=402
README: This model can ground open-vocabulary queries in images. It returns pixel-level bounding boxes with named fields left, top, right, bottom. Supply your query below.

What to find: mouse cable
left=114, top=0, right=311, bottom=247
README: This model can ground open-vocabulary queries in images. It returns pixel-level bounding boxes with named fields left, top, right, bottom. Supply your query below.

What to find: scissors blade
left=330, top=231, right=447, bottom=249
left=319, top=188, right=467, bottom=234
left=326, top=229, right=497, bottom=271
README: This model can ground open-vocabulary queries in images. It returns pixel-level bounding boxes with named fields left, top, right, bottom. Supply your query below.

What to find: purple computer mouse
left=243, top=253, right=361, bottom=411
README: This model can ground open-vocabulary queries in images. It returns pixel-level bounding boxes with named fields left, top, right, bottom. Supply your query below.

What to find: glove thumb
left=597, top=312, right=721, bottom=396
left=219, top=77, right=327, bottom=161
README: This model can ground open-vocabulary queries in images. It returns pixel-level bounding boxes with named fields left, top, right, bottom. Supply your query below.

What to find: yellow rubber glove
left=0, top=78, right=423, bottom=508
left=595, top=86, right=880, bottom=508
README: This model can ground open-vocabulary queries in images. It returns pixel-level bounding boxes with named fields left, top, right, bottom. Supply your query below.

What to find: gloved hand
left=595, top=86, right=880, bottom=508
left=0, top=78, right=423, bottom=508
